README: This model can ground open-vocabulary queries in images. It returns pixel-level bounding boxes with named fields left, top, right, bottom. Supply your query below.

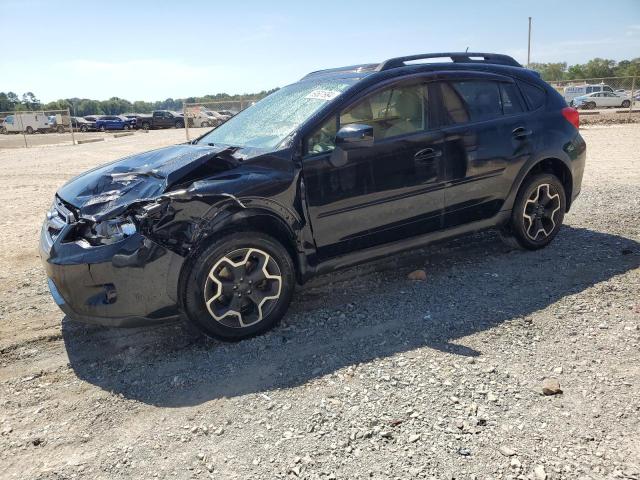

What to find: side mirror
left=335, top=123, right=374, bottom=150
left=327, top=124, right=374, bottom=168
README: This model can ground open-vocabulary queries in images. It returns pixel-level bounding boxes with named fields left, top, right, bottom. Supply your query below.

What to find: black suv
left=40, top=52, right=585, bottom=340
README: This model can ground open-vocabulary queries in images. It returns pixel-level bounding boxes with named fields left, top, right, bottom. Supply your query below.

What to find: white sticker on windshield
left=305, top=89, right=342, bottom=101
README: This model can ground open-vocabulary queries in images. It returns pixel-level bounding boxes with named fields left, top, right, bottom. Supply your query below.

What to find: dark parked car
left=72, top=117, right=96, bottom=132
left=40, top=52, right=585, bottom=341
left=95, top=115, right=136, bottom=131
left=137, top=110, right=185, bottom=129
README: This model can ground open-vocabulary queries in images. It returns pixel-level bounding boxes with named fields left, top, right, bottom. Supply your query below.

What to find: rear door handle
left=414, top=147, right=442, bottom=161
left=512, top=127, right=532, bottom=139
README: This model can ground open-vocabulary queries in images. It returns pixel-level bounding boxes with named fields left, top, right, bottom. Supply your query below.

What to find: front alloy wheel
left=204, top=248, right=282, bottom=328
left=182, top=231, right=295, bottom=341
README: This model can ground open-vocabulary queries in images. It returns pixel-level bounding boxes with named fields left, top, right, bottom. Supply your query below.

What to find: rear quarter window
left=518, top=81, right=546, bottom=110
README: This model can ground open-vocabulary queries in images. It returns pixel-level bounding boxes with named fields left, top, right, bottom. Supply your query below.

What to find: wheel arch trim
left=503, top=153, right=574, bottom=213
left=190, top=202, right=307, bottom=284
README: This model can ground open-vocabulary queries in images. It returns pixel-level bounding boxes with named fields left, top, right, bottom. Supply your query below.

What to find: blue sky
left=1, top=0, right=638, bottom=102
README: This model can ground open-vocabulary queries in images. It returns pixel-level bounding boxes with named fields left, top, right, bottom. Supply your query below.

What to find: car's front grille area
left=46, top=197, right=77, bottom=243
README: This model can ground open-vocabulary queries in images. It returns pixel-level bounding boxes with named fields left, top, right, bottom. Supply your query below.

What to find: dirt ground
left=0, top=125, right=638, bottom=480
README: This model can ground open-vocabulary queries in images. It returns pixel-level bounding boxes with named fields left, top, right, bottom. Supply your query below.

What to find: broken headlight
left=75, top=217, right=137, bottom=246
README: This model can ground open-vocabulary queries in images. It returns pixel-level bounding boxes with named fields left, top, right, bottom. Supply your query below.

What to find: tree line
left=528, top=57, right=639, bottom=82
left=0, top=90, right=278, bottom=115
left=2, top=57, right=639, bottom=114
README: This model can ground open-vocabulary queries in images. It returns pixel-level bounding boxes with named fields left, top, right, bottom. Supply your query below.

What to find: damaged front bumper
left=39, top=207, right=185, bottom=327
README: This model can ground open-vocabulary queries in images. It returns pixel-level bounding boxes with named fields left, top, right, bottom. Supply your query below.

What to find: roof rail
left=301, top=63, right=379, bottom=80
left=376, top=52, right=522, bottom=71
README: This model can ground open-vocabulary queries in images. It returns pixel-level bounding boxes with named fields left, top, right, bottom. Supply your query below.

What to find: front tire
left=621, top=100, right=631, bottom=108
left=506, top=173, right=566, bottom=250
left=181, top=232, right=295, bottom=341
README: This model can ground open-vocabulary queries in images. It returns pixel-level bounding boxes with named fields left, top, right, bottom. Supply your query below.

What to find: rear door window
left=449, top=81, right=502, bottom=122
left=439, top=83, right=470, bottom=124
left=499, top=83, right=525, bottom=115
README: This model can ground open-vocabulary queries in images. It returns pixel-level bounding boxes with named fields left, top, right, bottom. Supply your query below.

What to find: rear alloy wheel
left=505, top=173, right=566, bottom=250
left=182, top=232, right=295, bottom=341
left=586, top=101, right=596, bottom=110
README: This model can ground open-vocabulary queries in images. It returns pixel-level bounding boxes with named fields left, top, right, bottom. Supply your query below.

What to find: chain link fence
left=183, top=100, right=253, bottom=142
left=547, top=76, right=637, bottom=119
left=0, top=99, right=257, bottom=149
left=0, top=108, right=77, bottom=148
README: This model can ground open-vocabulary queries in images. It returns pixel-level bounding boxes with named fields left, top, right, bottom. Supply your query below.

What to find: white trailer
left=1, top=113, right=50, bottom=134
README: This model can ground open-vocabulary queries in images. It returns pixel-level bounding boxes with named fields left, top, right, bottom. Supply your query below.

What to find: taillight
left=562, top=107, right=579, bottom=129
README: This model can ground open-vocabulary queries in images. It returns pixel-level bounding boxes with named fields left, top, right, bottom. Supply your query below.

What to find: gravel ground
left=0, top=126, right=208, bottom=149
left=0, top=125, right=638, bottom=480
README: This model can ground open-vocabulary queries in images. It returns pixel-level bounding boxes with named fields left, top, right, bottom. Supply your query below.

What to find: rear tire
left=25, top=126, right=34, bottom=134
left=141, top=121, right=150, bottom=130
left=506, top=173, right=566, bottom=250
left=181, top=231, right=295, bottom=341
left=586, top=102, right=596, bottom=110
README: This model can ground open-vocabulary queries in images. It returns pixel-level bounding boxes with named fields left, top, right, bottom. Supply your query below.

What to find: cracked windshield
left=197, top=78, right=358, bottom=150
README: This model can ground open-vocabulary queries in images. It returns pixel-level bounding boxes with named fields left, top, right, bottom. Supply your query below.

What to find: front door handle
left=414, top=147, right=442, bottom=161
left=512, top=127, right=533, bottom=139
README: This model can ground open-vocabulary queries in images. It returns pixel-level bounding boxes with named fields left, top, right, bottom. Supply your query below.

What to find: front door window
left=306, top=82, right=428, bottom=155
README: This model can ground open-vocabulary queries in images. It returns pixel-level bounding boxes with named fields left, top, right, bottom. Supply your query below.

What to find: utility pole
left=527, top=17, right=532, bottom=67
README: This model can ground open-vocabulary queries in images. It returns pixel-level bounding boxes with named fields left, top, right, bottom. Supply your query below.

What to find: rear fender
left=502, top=149, right=573, bottom=214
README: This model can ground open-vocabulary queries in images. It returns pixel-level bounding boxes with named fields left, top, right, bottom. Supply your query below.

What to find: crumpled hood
left=57, top=144, right=234, bottom=221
